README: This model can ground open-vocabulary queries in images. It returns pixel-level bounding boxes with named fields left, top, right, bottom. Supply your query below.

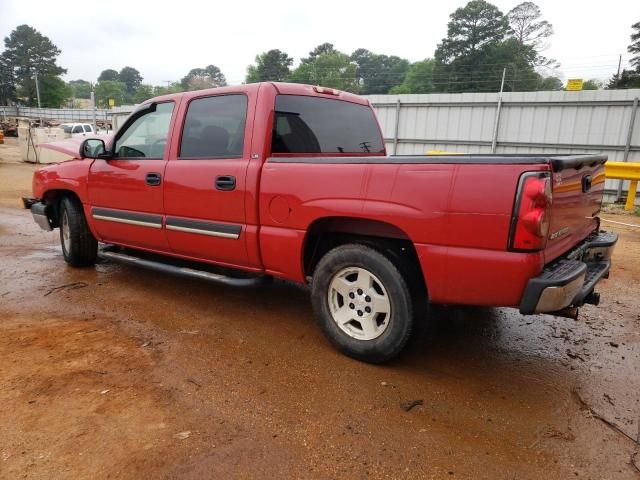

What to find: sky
left=0, top=0, right=637, bottom=86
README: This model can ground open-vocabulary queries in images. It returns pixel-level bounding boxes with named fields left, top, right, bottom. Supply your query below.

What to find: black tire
left=59, top=196, right=98, bottom=267
left=311, top=244, right=413, bottom=363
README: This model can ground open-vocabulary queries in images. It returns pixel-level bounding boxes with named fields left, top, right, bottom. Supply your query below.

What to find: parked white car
left=59, top=123, right=97, bottom=138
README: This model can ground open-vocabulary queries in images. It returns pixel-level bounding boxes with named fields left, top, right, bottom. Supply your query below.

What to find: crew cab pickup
left=27, top=82, right=617, bottom=363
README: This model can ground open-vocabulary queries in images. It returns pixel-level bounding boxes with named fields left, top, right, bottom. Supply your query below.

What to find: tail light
left=509, top=172, right=552, bottom=251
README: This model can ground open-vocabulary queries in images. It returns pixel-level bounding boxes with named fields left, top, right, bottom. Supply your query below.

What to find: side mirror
left=80, top=138, right=111, bottom=159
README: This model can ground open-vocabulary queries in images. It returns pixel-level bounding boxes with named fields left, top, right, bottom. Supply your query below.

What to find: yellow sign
left=108, top=98, right=115, bottom=107
left=566, top=79, right=584, bottom=91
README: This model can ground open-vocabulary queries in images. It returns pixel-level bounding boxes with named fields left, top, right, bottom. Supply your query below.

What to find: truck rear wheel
left=59, top=196, right=98, bottom=267
left=311, top=244, right=413, bottom=363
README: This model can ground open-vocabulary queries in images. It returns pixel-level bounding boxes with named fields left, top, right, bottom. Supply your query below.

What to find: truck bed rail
left=268, top=154, right=607, bottom=170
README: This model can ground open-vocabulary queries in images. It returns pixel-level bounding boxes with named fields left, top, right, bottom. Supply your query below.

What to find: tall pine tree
left=2, top=25, right=67, bottom=106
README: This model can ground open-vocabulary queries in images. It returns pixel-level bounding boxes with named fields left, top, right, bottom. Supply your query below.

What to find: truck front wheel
left=311, top=244, right=413, bottom=363
left=59, top=196, right=98, bottom=267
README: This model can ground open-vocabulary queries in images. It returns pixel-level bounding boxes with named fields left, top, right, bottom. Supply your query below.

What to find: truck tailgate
left=544, top=156, right=607, bottom=263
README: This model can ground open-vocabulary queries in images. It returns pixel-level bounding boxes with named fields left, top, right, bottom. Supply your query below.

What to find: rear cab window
left=271, top=95, right=384, bottom=155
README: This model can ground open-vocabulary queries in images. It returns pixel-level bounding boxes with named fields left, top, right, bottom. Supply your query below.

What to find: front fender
left=33, top=159, right=92, bottom=203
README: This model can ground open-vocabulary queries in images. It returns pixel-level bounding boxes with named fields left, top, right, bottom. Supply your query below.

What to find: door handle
left=215, top=175, right=236, bottom=191
left=146, top=172, right=162, bottom=186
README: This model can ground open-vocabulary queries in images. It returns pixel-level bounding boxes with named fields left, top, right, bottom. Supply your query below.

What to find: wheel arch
left=42, top=189, right=83, bottom=228
left=302, top=216, right=428, bottom=298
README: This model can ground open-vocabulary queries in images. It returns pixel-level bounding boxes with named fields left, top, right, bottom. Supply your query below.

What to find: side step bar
left=98, top=248, right=264, bottom=288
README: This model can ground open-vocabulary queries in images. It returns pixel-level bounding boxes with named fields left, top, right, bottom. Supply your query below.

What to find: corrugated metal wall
left=0, top=105, right=134, bottom=123
left=366, top=89, right=640, bottom=201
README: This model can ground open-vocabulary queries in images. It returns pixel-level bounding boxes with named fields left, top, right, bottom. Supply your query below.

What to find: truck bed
left=262, top=152, right=607, bottom=305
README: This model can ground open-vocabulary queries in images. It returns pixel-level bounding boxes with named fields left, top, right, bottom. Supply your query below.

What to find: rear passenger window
left=180, top=95, right=247, bottom=158
left=84, top=125, right=92, bottom=132
left=272, top=95, right=384, bottom=154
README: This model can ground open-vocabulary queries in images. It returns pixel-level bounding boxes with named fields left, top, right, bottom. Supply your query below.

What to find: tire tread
left=60, top=196, right=98, bottom=267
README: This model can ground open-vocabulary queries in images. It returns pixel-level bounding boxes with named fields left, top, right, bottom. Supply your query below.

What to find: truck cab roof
left=147, top=82, right=370, bottom=107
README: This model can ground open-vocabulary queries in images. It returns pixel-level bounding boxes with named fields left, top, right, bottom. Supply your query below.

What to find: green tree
left=582, top=79, right=602, bottom=90
left=435, top=1, right=510, bottom=63
left=389, top=59, right=436, bottom=94
left=94, top=80, right=126, bottom=107
left=435, top=39, right=541, bottom=92
left=37, top=76, right=72, bottom=107
left=433, top=1, right=520, bottom=92
left=507, top=2, right=555, bottom=66
left=98, top=69, right=119, bottom=82
left=301, top=43, right=337, bottom=64
left=180, top=65, right=227, bottom=91
left=119, top=66, right=143, bottom=95
left=289, top=51, right=359, bottom=92
left=432, top=1, right=552, bottom=93
left=481, top=38, right=540, bottom=91
left=0, top=55, right=16, bottom=104
left=608, top=69, right=640, bottom=89
left=350, top=49, right=410, bottom=94
left=608, top=22, right=640, bottom=88
left=16, top=75, right=71, bottom=107
left=537, top=76, right=563, bottom=90
left=2, top=24, right=66, bottom=106
left=153, top=82, right=183, bottom=96
left=245, top=49, right=293, bottom=83
left=508, top=1, right=552, bottom=45
left=629, top=21, right=640, bottom=69
left=133, top=84, right=154, bottom=103
left=68, top=79, right=92, bottom=99
left=245, top=65, right=259, bottom=83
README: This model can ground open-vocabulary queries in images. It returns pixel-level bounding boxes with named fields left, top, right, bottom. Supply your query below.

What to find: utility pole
left=616, top=54, right=622, bottom=81
left=34, top=69, right=43, bottom=127
left=491, top=68, right=506, bottom=153
left=90, top=88, right=97, bottom=133
left=34, top=70, right=41, bottom=108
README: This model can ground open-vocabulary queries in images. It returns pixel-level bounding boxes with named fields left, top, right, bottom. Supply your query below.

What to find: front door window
left=114, top=102, right=174, bottom=159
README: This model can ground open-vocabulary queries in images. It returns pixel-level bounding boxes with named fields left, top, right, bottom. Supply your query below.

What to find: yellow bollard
left=604, top=162, right=640, bottom=211
left=626, top=180, right=638, bottom=211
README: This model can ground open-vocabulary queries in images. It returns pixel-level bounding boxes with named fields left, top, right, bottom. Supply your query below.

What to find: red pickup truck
left=27, top=82, right=617, bottom=363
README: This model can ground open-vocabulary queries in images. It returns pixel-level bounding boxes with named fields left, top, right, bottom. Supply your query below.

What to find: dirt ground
left=1, top=136, right=639, bottom=479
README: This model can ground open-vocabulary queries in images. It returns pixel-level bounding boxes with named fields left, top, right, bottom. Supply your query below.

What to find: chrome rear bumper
left=519, top=231, right=617, bottom=315
left=535, top=270, right=586, bottom=312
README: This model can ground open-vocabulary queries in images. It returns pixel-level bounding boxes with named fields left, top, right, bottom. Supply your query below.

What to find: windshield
left=60, top=124, right=73, bottom=134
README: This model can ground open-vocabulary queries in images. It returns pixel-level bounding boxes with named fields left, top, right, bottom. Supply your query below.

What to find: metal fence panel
left=366, top=89, right=640, bottom=202
left=0, top=105, right=135, bottom=123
